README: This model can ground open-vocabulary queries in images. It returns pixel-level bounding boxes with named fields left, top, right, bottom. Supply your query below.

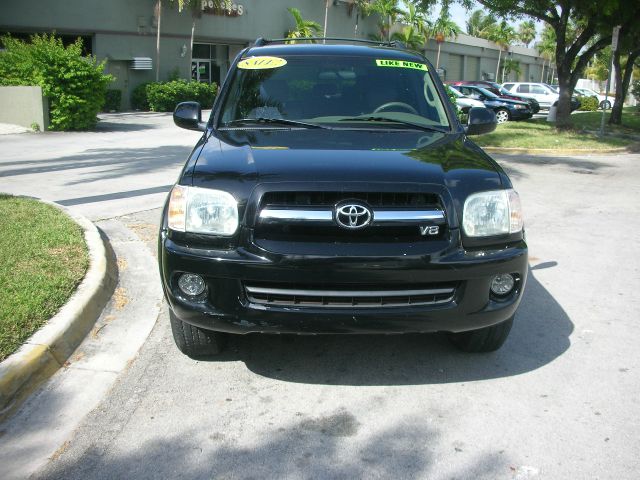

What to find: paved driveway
left=0, top=112, right=202, bottom=220
left=1, top=115, right=639, bottom=479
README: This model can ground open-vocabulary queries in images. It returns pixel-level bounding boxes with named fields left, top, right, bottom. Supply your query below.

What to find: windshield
left=219, top=55, right=450, bottom=129
left=476, top=87, right=499, bottom=99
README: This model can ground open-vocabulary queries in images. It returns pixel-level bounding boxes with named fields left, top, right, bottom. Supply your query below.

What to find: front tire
left=169, top=310, right=226, bottom=357
left=495, top=109, right=510, bottom=124
left=448, top=316, right=514, bottom=353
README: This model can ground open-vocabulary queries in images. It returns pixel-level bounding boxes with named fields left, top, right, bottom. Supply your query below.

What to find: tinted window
left=517, top=84, right=530, bottom=93
left=530, top=85, right=547, bottom=94
left=502, top=83, right=515, bottom=91
left=219, top=55, right=450, bottom=128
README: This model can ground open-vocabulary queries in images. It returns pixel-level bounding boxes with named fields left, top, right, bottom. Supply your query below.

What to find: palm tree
left=370, top=0, right=402, bottom=42
left=465, top=9, right=497, bottom=39
left=286, top=7, right=322, bottom=42
left=518, top=20, right=536, bottom=48
left=430, top=7, right=461, bottom=69
left=350, top=0, right=372, bottom=37
left=536, top=24, right=556, bottom=83
left=171, top=0, right=230, bottom=74
left=488, top=20, right=517, bottom=82
left=503, top=58, right=521, bottom=81
left=392, top=26, right=426, bottom=51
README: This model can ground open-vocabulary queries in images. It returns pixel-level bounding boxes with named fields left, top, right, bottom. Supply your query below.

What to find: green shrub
left=104, top=89, right=122, bottom=112
left=578, top=96, right=599, bottom=111
left=131, top=82, right=151, bottom=110
left=145, top=80, right=218, bottom=112
left=0, top=33, right=113, bottom=130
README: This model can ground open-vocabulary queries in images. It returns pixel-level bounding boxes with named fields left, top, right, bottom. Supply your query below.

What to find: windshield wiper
left=337, top=116, right=447, bottom=133
left=223, top=118, right=328, bottom=129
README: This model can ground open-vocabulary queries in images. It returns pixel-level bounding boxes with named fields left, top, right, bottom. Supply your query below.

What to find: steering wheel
left=373, top=102, right=418, bottom=115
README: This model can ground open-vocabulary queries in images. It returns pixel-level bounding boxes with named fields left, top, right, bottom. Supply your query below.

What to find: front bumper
left=160, top=233, right=528, bottom=335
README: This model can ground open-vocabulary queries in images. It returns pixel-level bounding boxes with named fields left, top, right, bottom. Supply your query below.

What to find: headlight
left=168, top=185, right=238, bottom=235
left=463, top=189, right=523, bottom=237
left=514, top=104, right=526, bottom=109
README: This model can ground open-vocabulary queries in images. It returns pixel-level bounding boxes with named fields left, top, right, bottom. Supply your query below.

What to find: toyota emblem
left=334, top=201, right=373, bottom=230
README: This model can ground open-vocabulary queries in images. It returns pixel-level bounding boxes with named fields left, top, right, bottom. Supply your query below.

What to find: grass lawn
left=0, top=195, right=88, bottom=362
left=474, top=107, right=640, bottom=150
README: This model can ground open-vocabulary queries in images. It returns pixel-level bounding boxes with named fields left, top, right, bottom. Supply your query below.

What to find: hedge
left=578, top=96, right=599, bottom=111
left=104, top=89, right=122, bottom=112
left=0, top=34, right=112, bottom=130
left=144, top=80, right=218, bottom=112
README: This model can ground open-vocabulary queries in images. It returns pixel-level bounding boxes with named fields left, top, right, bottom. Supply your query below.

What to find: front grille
left=261, top=191, right=440, bottom=208
left=255, top=190, right=446, bottom=243
left=245, top=283, right=456, bottom=308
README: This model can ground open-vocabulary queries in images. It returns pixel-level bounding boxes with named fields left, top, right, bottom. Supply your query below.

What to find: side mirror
left=465, top=107, right=497, bottom=136
left=173, top=101, right=207, bottom=131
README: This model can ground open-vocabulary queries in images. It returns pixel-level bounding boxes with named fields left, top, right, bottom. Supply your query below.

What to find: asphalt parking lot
left=1, top=114, right=639, bottom=479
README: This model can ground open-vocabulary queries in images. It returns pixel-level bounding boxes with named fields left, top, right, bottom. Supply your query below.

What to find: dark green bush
left=631, top=80, right=640, bottom=108
left=131, top=82, right=151, bottom=111
left=104, top=89, right=122, bottom=112
left=145, top=80, right=218, bottom=112
left=0, top=33, right=112, bottom=130
left=578, top=96, right=599, bottom=111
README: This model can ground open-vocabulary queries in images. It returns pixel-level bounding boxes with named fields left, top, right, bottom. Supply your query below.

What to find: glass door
left=191, top=60, right=211, bottom=83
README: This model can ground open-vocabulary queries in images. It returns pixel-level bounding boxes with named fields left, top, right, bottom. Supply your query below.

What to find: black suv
left=160, top=39, right=528, bottom=357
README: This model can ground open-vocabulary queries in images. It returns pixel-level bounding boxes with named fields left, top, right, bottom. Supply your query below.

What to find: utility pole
left=323, top=0, right=330, bottom=44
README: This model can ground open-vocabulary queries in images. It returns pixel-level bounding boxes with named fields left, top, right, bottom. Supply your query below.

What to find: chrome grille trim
left=258, top=208, right=445, bottom=225
left=245, top=284, right=456, bottom=308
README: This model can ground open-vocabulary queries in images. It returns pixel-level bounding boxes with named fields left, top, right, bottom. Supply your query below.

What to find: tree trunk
left=355, top=11, right=359, bottom=37
left=436, top=43, right=442, bottom=69
left=323, top=0, right=329, bottom=42
left=555, top=62, right=574, bottom=129
left=540, top=59, right=545, bottom=82
left=155, top=0, right=162, bottom=82
left=610, top=49, right=640, bottom=125
left=495, top=49, right=501, bottom=81
left=189, top=20, right=195, bottom=78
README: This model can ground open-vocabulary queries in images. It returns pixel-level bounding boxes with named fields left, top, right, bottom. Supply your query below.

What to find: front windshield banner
left=375, top=59, right=428, bottom=71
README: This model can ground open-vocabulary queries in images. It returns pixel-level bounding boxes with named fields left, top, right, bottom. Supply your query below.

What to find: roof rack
left=252, top=37, right=407, bottom=50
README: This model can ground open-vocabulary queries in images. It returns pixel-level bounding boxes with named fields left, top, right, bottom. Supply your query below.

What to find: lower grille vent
left=245, top=283, right=456, bottom=308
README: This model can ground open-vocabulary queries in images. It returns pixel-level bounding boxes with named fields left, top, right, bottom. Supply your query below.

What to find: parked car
left=450, top=84, right=532, bottom=123
left=449, top=80, right=540, bottom=114
left=162, top=39, right=527, bottom=357
left=575, top=88, right=611, bottom=109
left=448, top=85, right=485, bottom=113
left=501, top=82, right=580, bottom=111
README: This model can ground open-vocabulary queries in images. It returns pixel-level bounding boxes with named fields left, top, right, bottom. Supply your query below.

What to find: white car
left=575, top=88, right=611, bottom=109
left=448, top=86, right=484, bottom=113
left=501, top=82, right=558, bottom=109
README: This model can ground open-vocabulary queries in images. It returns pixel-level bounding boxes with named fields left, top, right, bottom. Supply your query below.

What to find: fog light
left=178, top=273, right=205, bottom=296
left=490, top=274, right=515, bottom=296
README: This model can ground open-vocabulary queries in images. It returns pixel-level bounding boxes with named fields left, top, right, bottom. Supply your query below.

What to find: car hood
left=190, top=128, right=505, bottom=205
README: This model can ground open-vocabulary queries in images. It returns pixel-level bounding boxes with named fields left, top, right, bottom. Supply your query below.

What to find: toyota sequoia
left=159, top=39, right=527, bottom=357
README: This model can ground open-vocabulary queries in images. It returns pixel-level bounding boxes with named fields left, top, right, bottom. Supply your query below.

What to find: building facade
left=1, top=0, right=546, bottom=109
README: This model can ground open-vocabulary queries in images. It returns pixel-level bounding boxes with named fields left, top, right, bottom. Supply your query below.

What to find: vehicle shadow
left=215, top=266, right=572, bottom=386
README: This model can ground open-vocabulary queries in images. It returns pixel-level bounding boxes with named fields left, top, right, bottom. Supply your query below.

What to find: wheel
left=448, top=316, right=514, bottom=353
left=494, top=109, right=510, bottom=124
left=373, top=102, right=419, bottom=115
left=169, top=310, right=226, bottom=357
left=600, top=100, right=611, bottom=109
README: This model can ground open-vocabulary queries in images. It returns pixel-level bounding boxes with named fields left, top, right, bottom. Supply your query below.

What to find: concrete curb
left=482, top=146, right=630, bottom=156
left=0, top=199, right=118, bottom=420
